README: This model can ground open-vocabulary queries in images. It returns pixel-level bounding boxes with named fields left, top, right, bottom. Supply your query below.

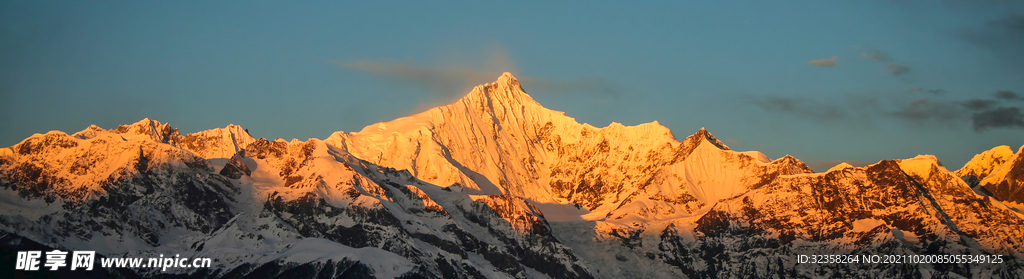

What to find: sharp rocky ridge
left=1, top=73, right=1023, bottom=278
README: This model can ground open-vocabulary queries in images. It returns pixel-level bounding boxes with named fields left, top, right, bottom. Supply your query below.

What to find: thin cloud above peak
left=336, top=49, right=625, bottom=105
left=808, top=56, right=838, bottom=68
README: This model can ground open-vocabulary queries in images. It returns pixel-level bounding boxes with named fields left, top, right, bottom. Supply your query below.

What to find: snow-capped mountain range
left=2, top=73, right=1023, bottom=278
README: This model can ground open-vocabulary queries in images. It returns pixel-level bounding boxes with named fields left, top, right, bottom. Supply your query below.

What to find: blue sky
left=2, top=1, right=1022, bottom=171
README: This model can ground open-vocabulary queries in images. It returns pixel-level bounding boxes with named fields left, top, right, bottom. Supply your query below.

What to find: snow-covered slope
left=603, top=135, right=811, bottom=223
left=0, top=126, right=238, bottom=256
left=68, top=118, right=256, bottom=160
left=325, top=73, right=819, bottom=225
left=956, top=146, right=1014, bottom=185
left=325, top=73, right=683, bottom=209
left=957, top=145, right=1024, bottom=205
left=2, top=73, right=1023, bottom=278
left=0, top=119, right=593, bottom=278
left=548, top=156, right=1024, bottom=278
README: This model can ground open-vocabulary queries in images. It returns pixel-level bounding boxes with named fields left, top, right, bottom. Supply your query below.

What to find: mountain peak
left=955, top=145, right=1014, bottom=183
left=115, top=118, right=178, bottom=143
left=497, top=71, right=518, bottom=83
left=460, top=72, right=539, bottom=108
left=689, top=127, right=730, bottom=150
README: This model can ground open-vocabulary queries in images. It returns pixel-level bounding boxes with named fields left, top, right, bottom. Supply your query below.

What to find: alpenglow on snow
left=2, top=73, right=1024, bottom=278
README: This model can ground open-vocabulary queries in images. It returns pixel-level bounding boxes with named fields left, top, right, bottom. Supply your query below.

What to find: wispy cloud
left=960, top=99, right=997, bottom=111
left=886, top=98, right=964, bottom=124
left=749, top=96, right=846, bottom=121
left=907, top=87, right=945, bottom=95
left=887, top=63, right=911, bottom=77
left=958, top=14, right=1024, bottom=72
left=519, top=77, right=623, bottom=98
left=972, top=107, right=1024, bottom=131
left=337, top=48, right=623, bottom=103
left=859, top=46, right=913, bottom=79
left=959, top=14, right=1024, bottom=52
left=995, top=90, right=1024, bottom=101
left=859, top=46, right=891, bottom=62
left=749, top=90, right=1024, bottom=132
left=953, top=90, right=1024, bottom=131
left=807, top=56, right=838, bottom=67
left=337, top=60, right=501, bottom=100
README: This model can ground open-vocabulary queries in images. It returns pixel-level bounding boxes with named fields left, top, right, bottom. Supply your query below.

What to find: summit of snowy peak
left=71, top=125, right=108, bottom=139
left=225, top=123, right=248, bottom=133
left=897, top=154, right=947, bottom=179
left=596, top=120, right=676, bottom=142
left=770, top=154, right=815, bottom=174
left=955, top=145, right=1014, bottom=181
left=964, top=144, right=1024, bottom=204
left=902, top=154, right=943, bottom=166
left=191, top=123, right=252, bottom=138
left=827, top=162, right=855, bottom=173
left=124, top=118, right=157, bottom=130
left=685, top=127, right=730, bottom=150
left=113, top=118, right=179, bottom=143
left=969, top=144, right=1023, bottom=186
left=497, top=71, right=517, bottom=82
left=178, top=124, right=258, bottom=159
left=963, top=145, right=1014, bottom=167
left=127, top=118, right=167, bottom=131
left=62, top=120, right=257, bottom=159
left=495, top=71, right=522, bottom=89
left=459, top=72, right=540, bottom=108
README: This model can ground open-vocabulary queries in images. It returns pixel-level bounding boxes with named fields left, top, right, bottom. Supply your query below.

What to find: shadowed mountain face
left=1, top=73, right=1023, bottom=278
